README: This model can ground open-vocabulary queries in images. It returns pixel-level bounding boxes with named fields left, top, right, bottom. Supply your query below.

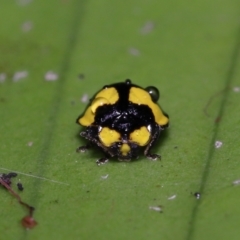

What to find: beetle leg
left=76, top=144, right=91, bottom=153
left=145, top=153, right=161, bottom=161
left=144, top=125, right=161, bottom=161
left=80, top=128, right=112, bottom=154
left=96, top=157, right=109, bottom=166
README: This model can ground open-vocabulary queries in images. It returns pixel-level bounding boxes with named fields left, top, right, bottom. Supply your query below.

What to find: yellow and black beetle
left=76, top=79, right=169, bottom=165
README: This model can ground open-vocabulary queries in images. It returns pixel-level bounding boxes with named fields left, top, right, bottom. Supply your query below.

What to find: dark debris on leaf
left=78, top=73, right=85, bottom=80
left=194, top=192, right=201, bottom=199
left=0, top=172, right=37, bottom=229
left=21, top=215, right=37, bottom=229
left=0, top=172, right=17, bottom=186
left=17, top=182, right=24, bottom=191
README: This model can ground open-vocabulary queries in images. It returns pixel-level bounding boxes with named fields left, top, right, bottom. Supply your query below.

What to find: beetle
left=76, top=79, right=169, bottom=165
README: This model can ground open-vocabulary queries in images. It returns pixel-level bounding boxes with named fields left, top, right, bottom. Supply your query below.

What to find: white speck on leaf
left=45, top=71, right=59, bottom=81
left=0, top=73, right=6, bottom=83
left=140, top=21, right=155, bottom=35
left=13, top=71, right=28, bottom=82
left=232, top=179, right=240, bottom=185
left=215, top=140, right=223, bottom=149
left=168, top=194, right=177, bottom=200
left=81, top=94, right=89, bottom=103
left=149, top=206, right=162, bottom=212
left=21, top=21, right=33, bottom=32
left=27, top=142, right=33, bottom=147
left=101, top=174, right=109, bottom=179
left=128, top=47, right=140, bottom=56
left=233, top=86, right=240, bottom=92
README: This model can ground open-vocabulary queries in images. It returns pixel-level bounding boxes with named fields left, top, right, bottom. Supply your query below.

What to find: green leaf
left=1, top=0, right=240, bottom=239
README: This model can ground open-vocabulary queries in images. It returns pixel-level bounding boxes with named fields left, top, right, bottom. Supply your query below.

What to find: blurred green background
left=0, top=0, right=240, bottom=239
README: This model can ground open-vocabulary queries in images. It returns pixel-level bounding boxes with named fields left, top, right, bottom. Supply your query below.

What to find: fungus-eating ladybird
left=76, top=79, right=169, bottom=165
